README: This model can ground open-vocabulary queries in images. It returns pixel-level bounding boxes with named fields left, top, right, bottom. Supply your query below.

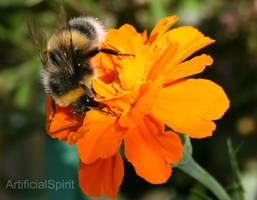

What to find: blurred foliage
left=0, top=0, right=257, bottom=200
left=227, top=139, right=245, bottom=200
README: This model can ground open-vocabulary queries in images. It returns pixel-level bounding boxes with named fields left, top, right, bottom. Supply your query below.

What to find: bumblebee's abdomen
left=49, top=69, right=95, bottom=107
left=53, top=87, right=85, bottom=107
left=49, top=72, right=86, bottom=107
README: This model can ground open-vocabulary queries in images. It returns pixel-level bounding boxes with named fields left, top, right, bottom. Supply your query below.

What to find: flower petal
left=76, top=110, right=126, bottom=164
left=151, top=79, right=230, bottom=138
left=105, top=24, right=144, bottom=54
left=118, top=48, right=147, bottom=90
left=79, top=153, right=124, bottom=198
left=147, top=42, right=179, bottom=81
left=93, top=78, right=120, bottom=98
left=94, top=53, right=117, bottom=83
left=164, top=54, right=213, bottom=83
left=124, top=115, right=182, bottom=184
left=45, top=97, right=81, bottom=141
left=118, top=79, right=163, bottom=128
left=134, top=78, right=163, bottom=114
left=165, top=26, right=215, bottom=64
left=149, top=16, right=179, bottom=45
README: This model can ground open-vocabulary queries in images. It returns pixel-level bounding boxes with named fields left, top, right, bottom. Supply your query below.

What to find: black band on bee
left=49, top=63, right=92, bottom=97
left=70, top=23, right=96, bottom=40
left=49, top=72, right=78, bottom=96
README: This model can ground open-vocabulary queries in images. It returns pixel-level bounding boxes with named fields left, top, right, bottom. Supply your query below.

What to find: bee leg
left=72, top=111, right=84, bottom=121
left=48, top=97, right=56, bottom=130
left=82, top=47, right=135, bottom=59
left=79, top=81, right=95, bottom=98
left=79, top=82, right=104, bottom=99
left=100, top=48, right=135, bottom=57
left=51, top=97, right=56, bottom=114
left=87, top=106, right=113, bottom=115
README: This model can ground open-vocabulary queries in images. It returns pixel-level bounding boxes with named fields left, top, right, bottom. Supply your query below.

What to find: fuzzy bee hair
left=29, top=7, right=134, bottom=115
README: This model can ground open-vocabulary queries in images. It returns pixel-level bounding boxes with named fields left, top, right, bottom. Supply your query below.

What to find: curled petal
left=151, top=79, right=230, bottom=138
left=144, top=117, right=183, bottom=164
left=118, top=48, right=147, bottom=90
left=79, top=153, right=124, bottom=198
left=105, top=24, right=145, bottom=54
left=93, top=78, right=120, bottom=98
left=147, top=42, right=179, bottom=81
left=93, top=78, right=132, bottom=111
left=149, top=16, right=179, bottom=45
left=134, top=78, right=163, bottom=114
left=124, top=115, right=183, bottom=184
left=118, top=79, right=163, bottom=128
left=76, top=110, right=126, bottom=164
left=45, top=97, right=81, bottom=141
left=94, top=53, right=117, bottom=83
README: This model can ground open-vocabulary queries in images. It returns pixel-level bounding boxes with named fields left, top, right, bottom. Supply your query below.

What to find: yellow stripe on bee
left=53, top=75, right=94, bottom=107
left=72, top=31, right=89, bottom=49
left=54, top=87, right=85, bottom=107
left=47, top=30, right=89, bottom=51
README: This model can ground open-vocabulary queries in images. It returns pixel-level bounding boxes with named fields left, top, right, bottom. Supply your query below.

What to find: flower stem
left=178, top=157, right=231, bottom=200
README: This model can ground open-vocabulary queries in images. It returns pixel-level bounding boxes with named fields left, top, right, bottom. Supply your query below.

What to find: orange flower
left=45, top=16, right=229, bottom=198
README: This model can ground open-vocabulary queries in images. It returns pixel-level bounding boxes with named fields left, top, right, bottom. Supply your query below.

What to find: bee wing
left=55, top=6, right=75, bottom=75
left=56, top=6, right=69, bottom=31
left=28, top=19, right=50, bottom=70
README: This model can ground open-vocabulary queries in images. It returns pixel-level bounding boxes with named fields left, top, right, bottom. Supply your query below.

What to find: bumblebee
left=29, top=7, right=133, bottom=119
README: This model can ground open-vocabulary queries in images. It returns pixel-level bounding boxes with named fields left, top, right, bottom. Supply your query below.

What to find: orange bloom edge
left=45, top=16, right=230, bottom=198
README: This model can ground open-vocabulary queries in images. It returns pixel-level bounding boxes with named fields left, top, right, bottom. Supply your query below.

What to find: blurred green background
left=0, top=0, right=257, bottom=200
